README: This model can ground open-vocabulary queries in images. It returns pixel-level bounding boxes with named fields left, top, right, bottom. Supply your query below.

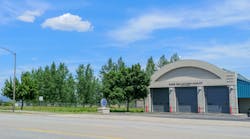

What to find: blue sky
left=1, top=0, right=250, bottom=94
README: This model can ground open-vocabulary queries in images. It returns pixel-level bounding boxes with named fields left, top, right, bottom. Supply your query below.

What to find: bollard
left=169, top=106, right=172, bottom=113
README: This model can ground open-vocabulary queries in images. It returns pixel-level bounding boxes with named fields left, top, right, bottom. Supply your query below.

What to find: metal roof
left=237, top=74, right=250, bottom=82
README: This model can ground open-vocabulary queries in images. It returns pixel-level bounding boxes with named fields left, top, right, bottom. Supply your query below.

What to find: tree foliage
left=170, top=53, right=180, bottom=63
left=76, top=64, right=99, bottom=106
left=1, top=54, right=179, bottom=110
left=2, top=78, right=20, bottom=102
left=2, top=62, right=101, bottom=107
left=19, top=72, right=38, bottom=109
left=2, top=72, right=37, bottom=110
left=157, top=54, right=169, bottom=69
left=145, top=56, right=156, bottom=78
left=101, top=58, right=150, bottom=111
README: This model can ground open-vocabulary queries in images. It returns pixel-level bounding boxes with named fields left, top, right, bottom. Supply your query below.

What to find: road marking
left=18, top=128, right=123, bottom=139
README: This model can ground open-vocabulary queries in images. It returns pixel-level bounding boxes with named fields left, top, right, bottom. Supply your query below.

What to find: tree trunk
left=143, top=98, right=145, bottom=112
left=126, top=98, right=130, bottom=112
left=21, top=99, right=24, bottom=110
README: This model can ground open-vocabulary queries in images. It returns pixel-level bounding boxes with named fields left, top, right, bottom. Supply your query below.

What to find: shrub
left=110, top=107, right=144, bottom=112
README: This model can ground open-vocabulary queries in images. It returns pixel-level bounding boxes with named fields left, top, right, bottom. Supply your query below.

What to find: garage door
left=204, top=86, right=229, bottom=113
left=238, top=98, right=250, bottom=113
left=176, top=87, right=198, bottom=113
left=151, top=88, right=169, bottom=112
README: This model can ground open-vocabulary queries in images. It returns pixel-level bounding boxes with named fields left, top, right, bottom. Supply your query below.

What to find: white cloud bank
left=0, top=0, right=49, bottom=24
left=42, top=13, right=93, bottom=32
left=179, top=40, right=250, bottom=76
left=183, top=41, right=250, bottom=60
left=110, top=0, right=250, bottom=43
left=17, top=10, right=43, bottom=23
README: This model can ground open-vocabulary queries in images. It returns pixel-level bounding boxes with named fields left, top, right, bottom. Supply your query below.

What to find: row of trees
left=1, top=54, right=180, bottom=111
left=146, top=53, right=180, bottom=77
left=2, top=63, right=101, bottom=109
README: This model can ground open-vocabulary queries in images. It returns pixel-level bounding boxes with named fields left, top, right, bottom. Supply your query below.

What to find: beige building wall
left=147, top=60, right=238, bottom=114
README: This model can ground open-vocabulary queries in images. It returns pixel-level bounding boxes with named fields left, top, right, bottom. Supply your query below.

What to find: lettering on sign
left=169, top=81, right=203, bottom=87
left=226, top=74, right=235, bottom=83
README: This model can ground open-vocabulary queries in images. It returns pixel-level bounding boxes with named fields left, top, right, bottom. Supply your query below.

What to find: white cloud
left=181, top=41, right=250, bottom=61
left=0, top=0, right=49, bottom=24
left=17, top=10, right=43, bottom=23
left=110, top=0, right=250, bottom=43
left=110, top=14, right=181, bottom=43
left=42, top=13, right=93, bottom=32
left=173, top=40, right=250, bottom=77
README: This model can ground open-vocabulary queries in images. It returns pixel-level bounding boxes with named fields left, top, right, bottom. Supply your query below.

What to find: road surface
left=0, top=112, right=250, bottom=139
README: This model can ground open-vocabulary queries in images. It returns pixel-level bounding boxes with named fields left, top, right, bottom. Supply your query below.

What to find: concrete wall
left=197, top=86, right=206, bottom=113
left=150, top=60, right=236, bottom=88
left=169, top=87, right=176, bottom=112
left=229, top=85, right=239, bottom=114
left=157, top=67, right=220, bottom=82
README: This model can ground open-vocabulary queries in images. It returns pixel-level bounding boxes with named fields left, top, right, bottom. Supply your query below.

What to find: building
left=146, top=60, right=250, bottom=114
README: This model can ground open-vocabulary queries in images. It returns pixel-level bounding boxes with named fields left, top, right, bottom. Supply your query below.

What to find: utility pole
left=13, top=53, right=16, bottom=112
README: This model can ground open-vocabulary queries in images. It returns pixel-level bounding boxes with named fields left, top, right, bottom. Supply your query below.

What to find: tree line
left=1, top=54, right=180, bottom=111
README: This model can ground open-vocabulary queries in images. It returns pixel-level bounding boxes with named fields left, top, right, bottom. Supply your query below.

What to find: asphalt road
left=1, top=113, right=250, bottom=139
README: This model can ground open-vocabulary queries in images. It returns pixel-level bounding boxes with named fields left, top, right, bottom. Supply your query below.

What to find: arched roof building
left=147, top=60, right=250, bottom=114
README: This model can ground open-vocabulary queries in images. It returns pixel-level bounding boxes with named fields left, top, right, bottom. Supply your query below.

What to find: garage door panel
left=176, top=87, right=198, bottom=113
left=152, top=88, right=169, bottom=112
left=205, top=86, right=229, bottom=113
left=238, top=98, right=250, bottom=113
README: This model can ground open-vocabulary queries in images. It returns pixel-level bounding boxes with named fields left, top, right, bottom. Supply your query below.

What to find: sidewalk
left=1, top=109, right=250, bottom=121
left=111, top=112, right=250, bottom=121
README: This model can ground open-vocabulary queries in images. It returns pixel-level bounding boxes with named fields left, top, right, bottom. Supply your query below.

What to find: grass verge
left=0, top=106, right=144, bottom=113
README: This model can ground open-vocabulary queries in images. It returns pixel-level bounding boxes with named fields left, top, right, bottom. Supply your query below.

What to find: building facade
left=146, top=60, right=250, bottom=114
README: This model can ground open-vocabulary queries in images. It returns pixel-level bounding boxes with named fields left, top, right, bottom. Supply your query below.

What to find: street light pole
left=13, top=53, right=16, bottom=112
left=0, top=47, right=16, bottom=112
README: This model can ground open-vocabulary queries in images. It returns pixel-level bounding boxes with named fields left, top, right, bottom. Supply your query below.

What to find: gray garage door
left=176, top=87, right=198, bottom=113
left=204, top=86, right=229, bottom=113
left=238, top=98, right=250, bottom=113
left=151, top=88, right=169, bottom=112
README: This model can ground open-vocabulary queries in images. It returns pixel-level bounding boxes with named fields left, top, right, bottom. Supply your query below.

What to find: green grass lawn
left=0, top=105, right=144, bottom=113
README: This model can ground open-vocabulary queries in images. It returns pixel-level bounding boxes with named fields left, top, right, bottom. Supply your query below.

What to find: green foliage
left=170, top=53, right=180, bottom=63
left=19, top=72, right=38, bottom=109
left=145, top=56, right=156, bottom=78
left=0, top=106, right=97, bottom=113
left=157, top=54, right=169, bottom=69
left=102, top=70, right=125, bottom=105
left=1, top=54, right=179, bottom=111
left=147, top=53, right=181, bottom=77
left=123, top=64, right=150, bottom=111
left=2, top=78, right=20, bottom=100
left=117, top=57, right=125, bottom=71
left=110, top=107, right=144, bottom=112
left=76, top=64, right=101, bottom=106
left=101, top=58, right=149, bottom=112
left=22, top=106, right=98, bottom=113
left=100, top=58, right=116, bottom=75
left=2, top=62, right=101, bottom=108
left=0, top=102, right=12, bottom=106
left=65, top=74, right=77, bottom=104
left=1, top=72, right=38, bottom=110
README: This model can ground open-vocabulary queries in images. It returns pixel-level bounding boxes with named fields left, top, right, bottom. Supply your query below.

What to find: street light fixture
left=0, top=47, right=16, bottom=112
